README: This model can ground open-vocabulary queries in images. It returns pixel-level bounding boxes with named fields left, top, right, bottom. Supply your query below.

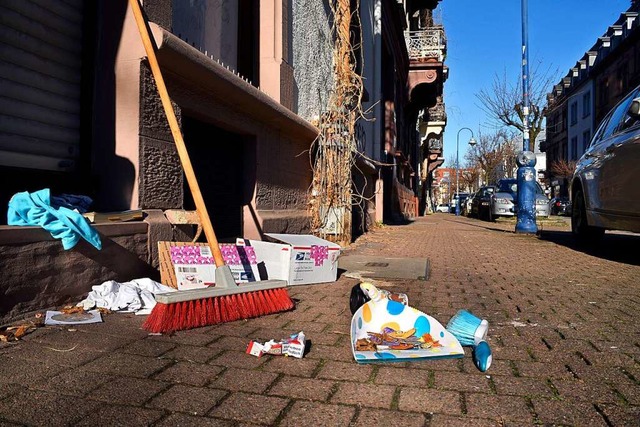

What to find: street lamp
left=456, top=128, right=477, bottom=216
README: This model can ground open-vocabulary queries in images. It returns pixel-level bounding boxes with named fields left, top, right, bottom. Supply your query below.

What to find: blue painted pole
left=515, top=0, right=537, bottom=233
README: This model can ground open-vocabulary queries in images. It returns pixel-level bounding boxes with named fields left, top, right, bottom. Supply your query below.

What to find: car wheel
left=571, top=189, right=604, bottom=242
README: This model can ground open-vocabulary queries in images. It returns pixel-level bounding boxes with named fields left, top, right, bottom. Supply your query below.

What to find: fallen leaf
left=12, top=325, right=29, bottom=339
left=61, top=306, right=85, bottom=315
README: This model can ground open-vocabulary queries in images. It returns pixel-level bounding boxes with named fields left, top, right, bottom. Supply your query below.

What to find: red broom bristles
left=142, top=288, right=295, bottom=334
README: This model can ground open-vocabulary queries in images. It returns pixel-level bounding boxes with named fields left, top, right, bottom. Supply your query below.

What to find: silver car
left=571, top=85, right=640, bottom=240
left=489, top=179, right=550, bottom=221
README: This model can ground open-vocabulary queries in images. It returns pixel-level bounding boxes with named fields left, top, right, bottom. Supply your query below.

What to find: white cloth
left=78, top=278, right=175, bottom=315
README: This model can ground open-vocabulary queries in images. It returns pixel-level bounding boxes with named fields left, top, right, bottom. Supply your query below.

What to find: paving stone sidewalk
left=0, top=215, right=638, bottom=426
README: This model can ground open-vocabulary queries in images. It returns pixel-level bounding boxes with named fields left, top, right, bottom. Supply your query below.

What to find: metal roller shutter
left=0, top=0, right=84, bottom=172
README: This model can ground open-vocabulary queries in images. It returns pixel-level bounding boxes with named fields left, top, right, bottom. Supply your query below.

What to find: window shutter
left=0, top=0, right=84, bottom=172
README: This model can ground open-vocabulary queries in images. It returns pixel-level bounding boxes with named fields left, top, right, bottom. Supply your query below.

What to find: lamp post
left=456, top=128, right=477, bottom=216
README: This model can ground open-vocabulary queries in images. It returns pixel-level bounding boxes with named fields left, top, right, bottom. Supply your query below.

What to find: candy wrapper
left=379, top=289, right=408, bottom=306
left=246, top=331, right=306, bottom=358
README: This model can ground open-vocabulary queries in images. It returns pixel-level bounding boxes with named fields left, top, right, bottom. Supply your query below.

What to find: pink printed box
left=170, top=244, right=260, bottom=290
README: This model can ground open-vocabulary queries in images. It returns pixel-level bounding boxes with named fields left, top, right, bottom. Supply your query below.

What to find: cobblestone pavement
left=0, top=215, right=638, bottom=426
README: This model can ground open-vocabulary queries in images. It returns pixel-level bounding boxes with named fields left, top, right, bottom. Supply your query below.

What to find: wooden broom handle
left=128, top=0, right=226, bottom=267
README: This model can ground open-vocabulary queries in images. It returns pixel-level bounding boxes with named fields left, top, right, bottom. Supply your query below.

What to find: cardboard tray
left=350, top=297, right=464, bottom=363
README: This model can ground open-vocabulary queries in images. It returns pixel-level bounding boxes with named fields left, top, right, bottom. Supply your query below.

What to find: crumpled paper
left=77, top=278, right=175, bottom=315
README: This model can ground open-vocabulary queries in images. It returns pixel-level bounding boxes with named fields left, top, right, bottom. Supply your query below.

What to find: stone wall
left=0, top=222, right=158, bottom=325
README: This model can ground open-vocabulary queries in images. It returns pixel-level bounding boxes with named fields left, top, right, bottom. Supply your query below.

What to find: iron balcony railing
left=405, top=27, right=446, bottom=62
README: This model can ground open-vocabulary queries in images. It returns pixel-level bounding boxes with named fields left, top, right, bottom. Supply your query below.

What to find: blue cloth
left=7, top=189, right=102, bottom=250
left=50, top=193, right=94, bottom=214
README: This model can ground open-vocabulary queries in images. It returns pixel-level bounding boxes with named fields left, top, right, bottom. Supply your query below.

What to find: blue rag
left=7, top=189, right=102, bottom=250
left=51, top=193, right=94, bottom=214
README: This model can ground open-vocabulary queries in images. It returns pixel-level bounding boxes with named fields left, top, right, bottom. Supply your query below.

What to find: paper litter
left=246, top=331, right=306, bottom=358
left=77, top=278, right=175, bottom=315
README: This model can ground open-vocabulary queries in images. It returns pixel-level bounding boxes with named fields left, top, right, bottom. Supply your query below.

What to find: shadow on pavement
left=445, top=216, right=514, bottom=233
left=538, top=230, right=640, bottom=266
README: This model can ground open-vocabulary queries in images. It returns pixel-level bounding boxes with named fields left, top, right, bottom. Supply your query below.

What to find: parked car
left=488, top=178, right=549, bottom=221
left=469, top=186, right=495, bottom=219
left=571, top=85, right=640, bottom=240
left=435, top=203, right=451, bottom=213
left=549, top=197, right=572, bottom=216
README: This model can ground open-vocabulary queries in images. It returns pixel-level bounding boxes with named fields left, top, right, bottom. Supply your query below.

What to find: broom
left=445, top=309, right=489, bottom=347
left=128, top=0, right=294, bottom=332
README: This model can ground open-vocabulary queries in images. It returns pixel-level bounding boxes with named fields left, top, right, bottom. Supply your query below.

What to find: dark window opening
left=237, top=0, right=259, bottom=86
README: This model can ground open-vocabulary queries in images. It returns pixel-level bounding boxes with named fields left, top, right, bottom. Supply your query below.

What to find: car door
left=591, top=88, right=640, bottom=215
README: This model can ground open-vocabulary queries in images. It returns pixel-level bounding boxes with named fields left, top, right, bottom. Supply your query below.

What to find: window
left=570, top=102, right=578, bottom=126
left=599, top=79, right=609, bottom=107
left=617, top=63, right=629, bottom=95
left=582, top=92, right=591, bottom=118
left=570, top=136, right=578, bottom=160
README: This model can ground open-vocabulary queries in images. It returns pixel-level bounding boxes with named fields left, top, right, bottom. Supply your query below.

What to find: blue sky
left=440, top=0, right=631, bottom=162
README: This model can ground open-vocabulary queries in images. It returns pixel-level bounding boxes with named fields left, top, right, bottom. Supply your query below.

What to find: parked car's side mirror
left=628, top=98, right=640, bottom=119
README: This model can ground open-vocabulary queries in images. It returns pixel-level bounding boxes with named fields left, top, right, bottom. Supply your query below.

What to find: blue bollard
left=515, top=151, right=538, bottom=234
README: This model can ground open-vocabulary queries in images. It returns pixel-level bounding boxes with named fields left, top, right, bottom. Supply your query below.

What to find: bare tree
left=460, top=166, right=480, bottom=192
left=476, top=61, right=558, bottom=152
left=465, top=131, right=518, bottom=185
left=547, top=159, right=576, bottom=197
left=548, top=159, right=576, bottom=180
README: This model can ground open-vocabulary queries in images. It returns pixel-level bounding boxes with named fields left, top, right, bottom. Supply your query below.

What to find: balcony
left=405, top=27, right=446, bottom=63
left=406, top=26, right=447, bottom=108
left=427, top=99, right=446, bottom=123
left=428, top=137, right=443, bottom=152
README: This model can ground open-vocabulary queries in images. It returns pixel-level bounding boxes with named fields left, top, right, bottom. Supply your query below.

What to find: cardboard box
left=158, top=241, right=261, bottom=289
left=237, top=234, right=340, bottom=286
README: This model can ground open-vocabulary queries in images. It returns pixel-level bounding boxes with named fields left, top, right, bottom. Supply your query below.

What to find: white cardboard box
left=238, top=234, right=341, bottom=286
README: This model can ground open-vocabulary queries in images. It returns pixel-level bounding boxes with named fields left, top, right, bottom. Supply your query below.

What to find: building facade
left=0, top=0, right=449, bottom=321
left=404, top=2, right=448, bottom=215
left=545, top=3, right=640, bottom=196
left=0, top=0, right=314, bottom=321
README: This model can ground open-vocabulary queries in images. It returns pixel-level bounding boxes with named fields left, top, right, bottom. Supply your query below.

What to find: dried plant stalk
left=309, top=0, right=364, bottom=247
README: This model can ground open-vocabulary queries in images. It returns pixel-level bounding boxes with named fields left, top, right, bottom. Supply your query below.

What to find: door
left=182, top=117, right=246, bottom=241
